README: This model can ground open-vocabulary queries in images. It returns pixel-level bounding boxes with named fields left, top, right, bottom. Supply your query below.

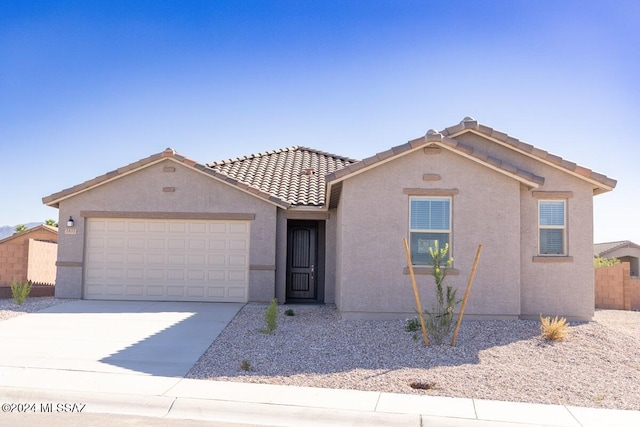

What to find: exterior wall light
left=67, top=216, right=74, bottom=227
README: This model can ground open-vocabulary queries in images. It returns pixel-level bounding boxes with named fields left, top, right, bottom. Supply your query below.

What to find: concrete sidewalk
left=1, top=367, right=639, bottom=426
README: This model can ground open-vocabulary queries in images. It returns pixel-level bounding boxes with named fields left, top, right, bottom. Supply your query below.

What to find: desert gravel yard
left=2, top=298, right=638, bottom=410
left=187, top=304, right=640, bottom=411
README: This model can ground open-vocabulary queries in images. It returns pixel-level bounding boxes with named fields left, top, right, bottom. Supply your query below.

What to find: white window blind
left=539, top=200, right=566, bottom=255
left=409, top=197, right=451, bottom=265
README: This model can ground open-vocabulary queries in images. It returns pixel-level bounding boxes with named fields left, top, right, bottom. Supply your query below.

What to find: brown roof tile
left=207, top=146, right=357, bottom=207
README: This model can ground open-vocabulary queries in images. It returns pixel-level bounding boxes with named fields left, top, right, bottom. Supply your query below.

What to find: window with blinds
left=539, top=200, right=566, bottom=255
left=409, top=197, right=451, bottom=265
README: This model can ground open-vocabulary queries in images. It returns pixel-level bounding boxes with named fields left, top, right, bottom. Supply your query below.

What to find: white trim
left=538, top=199, right=567, bottom=256
left=408, top=196, right=453, bottom=266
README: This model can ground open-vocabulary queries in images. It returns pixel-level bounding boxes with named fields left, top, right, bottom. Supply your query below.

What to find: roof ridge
left=207, top=146, right=358, bottom=167
left=296, top=146, right=360, bottom=163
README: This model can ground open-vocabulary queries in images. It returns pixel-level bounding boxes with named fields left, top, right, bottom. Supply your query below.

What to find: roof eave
left=444, top=124, right=617, bottom=193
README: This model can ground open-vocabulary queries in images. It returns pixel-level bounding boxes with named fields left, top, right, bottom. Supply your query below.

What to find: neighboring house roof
left=0, top=224, right=58, bottom=245
left=594, top=240, right=640, bottom=257
left=207, top=146, right=357, bottom=207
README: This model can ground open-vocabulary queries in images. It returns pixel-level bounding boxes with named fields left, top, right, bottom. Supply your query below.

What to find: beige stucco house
left=594, top=241, right=640, bottom=277
left=43, top=118, right=616, bottom=320
left=0, top=224, right=58, bottom=287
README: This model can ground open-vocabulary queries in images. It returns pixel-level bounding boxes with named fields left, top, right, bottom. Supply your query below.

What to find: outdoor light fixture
left=67, top=216, right=74, bottom=227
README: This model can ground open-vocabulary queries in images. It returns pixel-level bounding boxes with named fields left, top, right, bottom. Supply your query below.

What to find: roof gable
left=0, top=224, right=58, bottom=245
left=594, top=240, right=640, bottom=257
left=325, top=117, right=616, bottom=202
left=442, top=117, right=617, bottom=194
left=42, top=148, right=295, bottom=209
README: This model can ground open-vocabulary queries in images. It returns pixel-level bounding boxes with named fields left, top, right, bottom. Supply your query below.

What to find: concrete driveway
left=0, top=300, right=242, bottom=377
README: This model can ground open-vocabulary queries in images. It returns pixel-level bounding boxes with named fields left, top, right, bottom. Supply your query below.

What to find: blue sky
left=1, top=1, right=638, bottom=243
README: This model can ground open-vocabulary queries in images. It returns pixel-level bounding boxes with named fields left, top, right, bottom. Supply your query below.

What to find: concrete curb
left=2, top=372, right=640, bottom=427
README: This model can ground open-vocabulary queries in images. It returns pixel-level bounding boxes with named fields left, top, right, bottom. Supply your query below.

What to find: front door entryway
left=286, top=220, right=322, bottom=302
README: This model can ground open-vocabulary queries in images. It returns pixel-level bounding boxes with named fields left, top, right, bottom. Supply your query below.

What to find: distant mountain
left=0, top=222, right=43, bottom=240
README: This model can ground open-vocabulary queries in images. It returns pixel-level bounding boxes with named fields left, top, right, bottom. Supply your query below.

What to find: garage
left=84, top=218, right=250, bottom=302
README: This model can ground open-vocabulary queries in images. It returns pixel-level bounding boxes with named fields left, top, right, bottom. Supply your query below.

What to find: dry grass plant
left=540, top=314, right=568, bottom=341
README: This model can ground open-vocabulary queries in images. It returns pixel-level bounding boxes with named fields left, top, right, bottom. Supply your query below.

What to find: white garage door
left=84, top=218, right=250, bottom=302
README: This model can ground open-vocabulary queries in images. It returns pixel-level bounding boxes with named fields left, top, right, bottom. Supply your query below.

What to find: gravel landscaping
left=0, top=297, right=73, bottom=321
left=2, top=298, right=638, bottom=410
left=187, top=304, right=640, bottom=411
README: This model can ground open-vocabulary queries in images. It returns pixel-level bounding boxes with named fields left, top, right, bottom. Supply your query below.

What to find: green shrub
left=284, top=308, right=295, bottom=316
left=11, top=281, right=32, bottom=306
left=405, top=317, right=421, bottom=332
left=594, top=256, right=620, bottom=268
left=422, top=241, right=459, bottom=345
left=260, top=299, right=278, bottom=334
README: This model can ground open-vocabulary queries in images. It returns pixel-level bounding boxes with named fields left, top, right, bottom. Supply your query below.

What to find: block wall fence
left=594, top=262, right=640, bottom=310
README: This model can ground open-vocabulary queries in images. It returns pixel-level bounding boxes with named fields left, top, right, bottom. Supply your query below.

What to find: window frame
left=538, top=199, right=567, bottom=256
left=409, top=196, right=452, bottom=266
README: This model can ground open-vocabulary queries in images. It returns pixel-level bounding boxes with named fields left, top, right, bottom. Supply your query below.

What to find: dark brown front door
left=286, top=221, right=318, bottom=301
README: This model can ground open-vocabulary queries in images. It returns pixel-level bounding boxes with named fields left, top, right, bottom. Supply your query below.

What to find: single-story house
left=0, top=224, right=58, bottom=288
left=43, top=117, right=616, bottom=320
left=594, top=241, right=640, bottom=277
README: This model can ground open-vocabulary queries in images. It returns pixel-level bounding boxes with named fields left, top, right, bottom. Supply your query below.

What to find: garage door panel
left=189, top=239, right=206, bottom=250
left=107, top=238, right=125, bottom=249
left=209, top=239, right=226, bottom=250
left=147, top=254, right=164, bottom=264
left=169, top=222, right=187, bottom=233
left=128, top=238, right=146, bottom=249
left=188, top=254, right=206, bottom=265
left=128, top=222, right=146, bottom=232
left=210, top=223, right=227, bottom=233
left=84, top=218, right=250, bottom=302
left=127, top=253, right=144, bottom=264
left=125, top=285, right=144, bottom=296
left=207, top=287, right=225, bottom=298
left=107, top=221, right=126, bottom=232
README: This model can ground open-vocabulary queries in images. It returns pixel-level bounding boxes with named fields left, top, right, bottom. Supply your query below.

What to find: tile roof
left=442, top=117, right=617, bottom=192
left=207, top=147, right=357, bottom=207
left=326, top=117, right=616, bottom=196
left=594, top=240, right=640, bottom=257
left=0, top=224, right=58, bottom=245
left=326, top=128, right=545, bottom=188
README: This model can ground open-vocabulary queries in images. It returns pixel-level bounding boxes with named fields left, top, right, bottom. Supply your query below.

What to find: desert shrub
left=284, top=308, right=295, bottom=316
left=540, top=315, right=569, bottom=341
left=260, top=299, right=278, bottom=334
left=422, top=242, right=459, bottom=344
left=594, top=256, right=620, bottom=268
left=405, top=317, right=421, bottom=332
left=11, top=281, right=32, bottom=306
left=240, top=359, right=252, bottom=371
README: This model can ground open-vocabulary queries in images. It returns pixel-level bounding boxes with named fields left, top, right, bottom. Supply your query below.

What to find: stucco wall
left=54, top=159, right=278, bottom=301
left=518, top=164, right=595, bottom=320
left=455, top=132, right=597, bottom=320
left=336, top=146, right=522, bottom=319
